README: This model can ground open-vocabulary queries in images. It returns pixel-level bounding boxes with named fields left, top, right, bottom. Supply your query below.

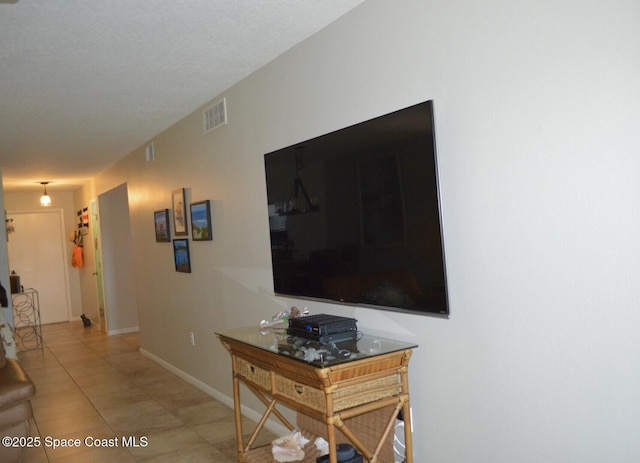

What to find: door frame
left=90, top=200, right=108, bottom=332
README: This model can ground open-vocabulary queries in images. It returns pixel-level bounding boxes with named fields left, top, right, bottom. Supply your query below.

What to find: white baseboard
left=139, top=348, right=290, bottom=437
left=108, top=326, right=140, bottom=336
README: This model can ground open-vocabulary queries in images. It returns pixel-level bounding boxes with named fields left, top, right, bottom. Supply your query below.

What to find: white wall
left=92, top=0, right=640, bottom=461
left=73, top=181, right=100, bottom=323
left=98, top=183, right=138, bottom=334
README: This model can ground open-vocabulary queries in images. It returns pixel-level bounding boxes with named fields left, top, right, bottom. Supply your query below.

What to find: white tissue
left=314, top=436, right=329, bottom=456
left=271, top=431, right=310, bottom=462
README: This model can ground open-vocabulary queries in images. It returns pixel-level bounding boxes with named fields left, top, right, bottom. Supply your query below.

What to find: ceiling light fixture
left=278, top=146, right=319, bottom=216
left=40, top=182, right=52, bottom=207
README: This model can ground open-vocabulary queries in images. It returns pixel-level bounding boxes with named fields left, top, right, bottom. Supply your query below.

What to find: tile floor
left=17, top=321, right=275, bottom=462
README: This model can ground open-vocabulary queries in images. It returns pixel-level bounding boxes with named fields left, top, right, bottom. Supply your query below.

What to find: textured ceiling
left=0, top=0, right=364, bottom=192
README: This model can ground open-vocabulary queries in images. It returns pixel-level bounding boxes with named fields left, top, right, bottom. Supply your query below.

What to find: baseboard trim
left=139, top=348, right=290, bottom=437
left=108, top=326, right=140, bottom=336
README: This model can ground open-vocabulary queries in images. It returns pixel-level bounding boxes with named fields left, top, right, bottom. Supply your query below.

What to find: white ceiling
left=0, top=0, right=364, bottom=192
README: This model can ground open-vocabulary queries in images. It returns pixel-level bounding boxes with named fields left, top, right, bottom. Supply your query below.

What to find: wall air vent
left=203, top=97, right=227, bottom=134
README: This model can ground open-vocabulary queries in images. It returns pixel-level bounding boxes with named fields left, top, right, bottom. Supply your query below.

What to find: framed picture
left=172, top=188, right=188, bottom=236
left=190, top=200, right=212, bottom=241
left=154, top=209, right=171, bottom=242
left=173, top=239, right=191, bottom=273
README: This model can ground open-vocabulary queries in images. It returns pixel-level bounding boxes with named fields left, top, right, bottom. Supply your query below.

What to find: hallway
left=18, top=322, right=274, bottom=462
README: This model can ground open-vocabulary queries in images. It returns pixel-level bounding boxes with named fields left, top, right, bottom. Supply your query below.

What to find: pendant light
left=40, top=182, right=52, bottom=207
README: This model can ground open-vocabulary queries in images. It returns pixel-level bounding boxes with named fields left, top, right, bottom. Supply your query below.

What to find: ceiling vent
left=203, top=97, right=227, bottom=134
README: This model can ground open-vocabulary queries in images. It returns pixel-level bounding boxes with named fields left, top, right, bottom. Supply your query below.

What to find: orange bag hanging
left=71, top=245, right=84, bottom=268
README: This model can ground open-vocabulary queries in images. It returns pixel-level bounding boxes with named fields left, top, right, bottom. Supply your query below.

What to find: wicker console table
left=217, top=324, right=416, bottom=463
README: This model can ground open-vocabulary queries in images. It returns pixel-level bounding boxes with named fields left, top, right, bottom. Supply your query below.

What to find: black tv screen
left=264, top=100, right=449, bottom=317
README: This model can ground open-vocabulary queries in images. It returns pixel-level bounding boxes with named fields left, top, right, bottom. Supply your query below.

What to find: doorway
left=6, top=209, right=72, bottom=325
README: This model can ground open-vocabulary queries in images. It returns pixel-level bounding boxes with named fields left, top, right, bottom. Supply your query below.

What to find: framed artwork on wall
left=190, top=200, right=212, bottom=241
left=154, top=209, right=171, bottom=242
left=173, top=239, right=191, bottom=273
left=172, top=188, right=188, bottom=236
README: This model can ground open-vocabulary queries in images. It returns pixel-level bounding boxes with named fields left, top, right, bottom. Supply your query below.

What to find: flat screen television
left=264, top=100, right=449, bottom=317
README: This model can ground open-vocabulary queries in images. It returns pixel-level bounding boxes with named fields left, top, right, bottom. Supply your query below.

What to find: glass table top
left=217, top=323, right=417, bottom=368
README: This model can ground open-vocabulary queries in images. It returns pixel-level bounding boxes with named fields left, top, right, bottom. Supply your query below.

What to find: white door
left=7, top=210, right=71, bottom=325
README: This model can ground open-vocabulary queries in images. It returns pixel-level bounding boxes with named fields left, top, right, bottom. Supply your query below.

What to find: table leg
left=232, top=372, right=244, bottom=461
left=402, top=398, right=413, bottom=463
left=326, top=420, right=338, bottom=463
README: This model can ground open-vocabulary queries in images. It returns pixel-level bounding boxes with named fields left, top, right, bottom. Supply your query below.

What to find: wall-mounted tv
left=264, top=100, right=449, bottom=317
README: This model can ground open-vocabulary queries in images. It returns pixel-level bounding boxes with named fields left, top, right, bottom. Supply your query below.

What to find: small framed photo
left=154, top=209, right=171, bottom=242
left=190, top=200, right=212, bottom=241
left=173, top=239, right=191, bottom=273
left=172, top=188, right=188, bottom=236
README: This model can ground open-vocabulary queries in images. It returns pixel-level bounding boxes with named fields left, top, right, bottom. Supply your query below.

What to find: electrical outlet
left=190, top=332, right=195, bottom=346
